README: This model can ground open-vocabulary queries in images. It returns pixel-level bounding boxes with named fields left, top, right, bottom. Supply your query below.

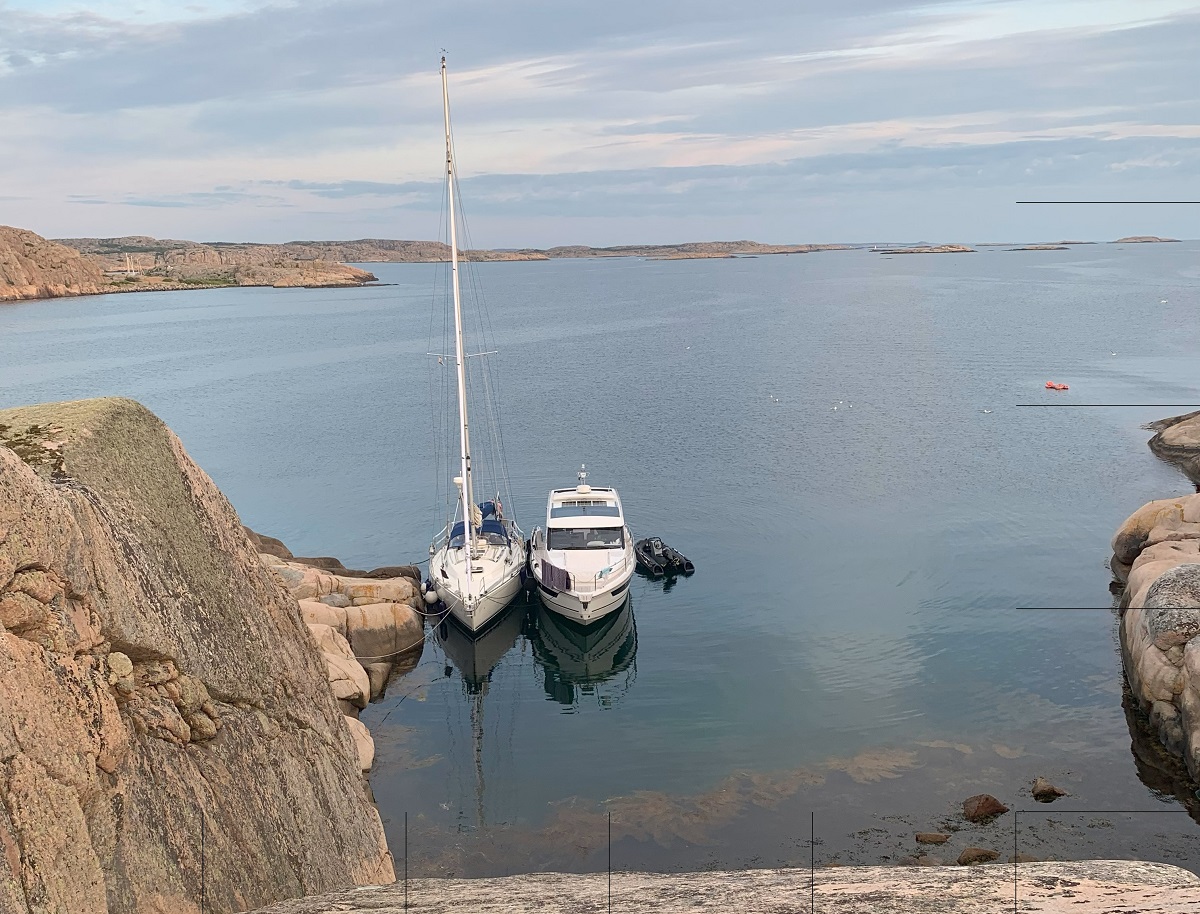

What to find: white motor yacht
left=530, top=466, right=635, bottom=624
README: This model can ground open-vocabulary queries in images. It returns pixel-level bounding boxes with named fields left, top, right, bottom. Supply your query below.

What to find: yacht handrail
left=569, top=552, right=632, bottom=595
left=533, top=526, right=632, bottom=595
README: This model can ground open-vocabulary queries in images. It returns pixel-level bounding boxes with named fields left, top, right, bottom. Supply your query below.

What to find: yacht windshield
left=547, top=527, right=624, bottom=550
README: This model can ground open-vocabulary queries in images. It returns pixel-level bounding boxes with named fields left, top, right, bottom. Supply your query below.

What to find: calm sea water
left=3, top=244, right=1200, bottom=873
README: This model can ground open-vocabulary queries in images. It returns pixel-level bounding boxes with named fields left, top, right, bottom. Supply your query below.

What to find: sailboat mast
left=442, top=56, right=476, bottom=602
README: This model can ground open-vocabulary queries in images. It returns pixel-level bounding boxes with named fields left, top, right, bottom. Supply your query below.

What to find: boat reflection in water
left=433, top=605, right=527, bottom=828
left=528, top=595, right=638, bottom=708
left=435, top=604, right=526, bottom=694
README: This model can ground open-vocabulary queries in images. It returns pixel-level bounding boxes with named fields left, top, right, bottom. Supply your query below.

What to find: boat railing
left=571, top=553, right=632, bottom=594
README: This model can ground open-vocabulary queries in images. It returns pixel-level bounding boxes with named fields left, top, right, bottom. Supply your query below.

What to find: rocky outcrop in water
left=0, top=397, right=393, bottom=913
left=0, top=225, right=107, bottom=301
left=249, top=861, right=1200, bottom=913
left=1113, top=236, right=1180, bottom=243
left=1112, top=411, right=1200, bottom=782
left=874, top=244, right=975, bottom=254
left=1146, top=410, right=1200, bottom=487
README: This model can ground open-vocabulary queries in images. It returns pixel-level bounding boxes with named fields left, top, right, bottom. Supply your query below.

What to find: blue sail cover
left=450, top=517, right=509, bottom=542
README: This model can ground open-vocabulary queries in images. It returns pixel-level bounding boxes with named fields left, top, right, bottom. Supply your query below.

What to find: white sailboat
left=425, top=57, right=526, bottom=633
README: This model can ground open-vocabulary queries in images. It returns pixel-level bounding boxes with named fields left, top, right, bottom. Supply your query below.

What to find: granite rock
left=0, top=397, right=393, bottom=914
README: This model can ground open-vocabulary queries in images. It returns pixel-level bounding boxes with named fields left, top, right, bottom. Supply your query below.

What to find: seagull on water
left=982, top=409, right=993, bottom=414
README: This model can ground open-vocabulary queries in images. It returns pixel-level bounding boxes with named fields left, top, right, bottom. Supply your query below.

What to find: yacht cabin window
left=547, top=527, right=625, bottom=550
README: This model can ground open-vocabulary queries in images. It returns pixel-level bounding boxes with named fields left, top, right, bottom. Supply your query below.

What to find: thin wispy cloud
left=1, top=0, right=1197, bottom=244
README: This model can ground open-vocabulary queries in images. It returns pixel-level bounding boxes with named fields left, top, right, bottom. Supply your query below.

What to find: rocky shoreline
left=1112, top=411, right=1200, bottom=781
left=248, top=861, right=1200, bottom=913
left=0, top=397, right=399, bottom=913
left=1, top=225, right=377, bottom=303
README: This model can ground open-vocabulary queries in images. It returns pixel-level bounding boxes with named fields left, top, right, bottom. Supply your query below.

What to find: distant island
left=874, top=244, right=974, bottom=254
left=1, top=227, right=853, bottom=302
left=59, top=235, right=854, bottom=265
left=1, top=223, right=1188, bottom=303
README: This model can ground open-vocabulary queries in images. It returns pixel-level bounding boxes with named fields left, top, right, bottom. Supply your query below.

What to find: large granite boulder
left=1112, top=494, right=1200, bottom=567
left=0, top=398, right=393, bottom=914
left=1115, top=485, right=1200, bottom=781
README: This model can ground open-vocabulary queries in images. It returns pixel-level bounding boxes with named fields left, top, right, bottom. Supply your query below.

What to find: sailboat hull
left=430, top=540, right=527, bottom=633
left=442, top=573, right=523, bottom=632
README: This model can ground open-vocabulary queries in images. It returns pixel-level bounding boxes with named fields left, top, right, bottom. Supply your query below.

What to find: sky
left=1, top=0, right=1198, bottom=246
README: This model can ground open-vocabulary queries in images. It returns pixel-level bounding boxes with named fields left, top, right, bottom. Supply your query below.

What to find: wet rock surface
left=1031, top=777, right=1067, bottom=802
left=962, top=794, right=1008, bottom=823
left=956, top=847, right=998, bottom=865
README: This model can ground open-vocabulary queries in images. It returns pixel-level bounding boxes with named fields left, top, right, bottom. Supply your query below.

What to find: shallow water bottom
left=388, top=687, right=1200, bottom=878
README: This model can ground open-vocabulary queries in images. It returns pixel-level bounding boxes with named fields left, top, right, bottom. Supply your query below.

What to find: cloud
left=1, top=0, right=1198, bottom=241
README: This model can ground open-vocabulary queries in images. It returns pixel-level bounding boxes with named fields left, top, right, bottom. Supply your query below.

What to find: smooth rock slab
left=251, top=862, right=1200, bottom=913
